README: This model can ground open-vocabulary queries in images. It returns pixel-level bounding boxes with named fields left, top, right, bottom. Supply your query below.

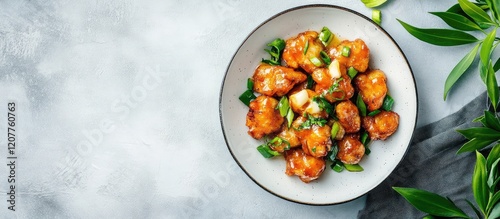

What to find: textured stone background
left=0, top=0, right=486, bottom=218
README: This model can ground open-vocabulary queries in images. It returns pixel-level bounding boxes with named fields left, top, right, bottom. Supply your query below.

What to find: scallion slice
left=320, top=51, right=331, bottom=65
left=361, top=131, right=371, bottom=146
left=348, top=67, right=358, bottom=79
left=286, top=108, right=294, bottom=128
left=309, top=57, right=323, bottom=67
left=341, top=46, right=351, bottom=57
left=247, top=78, right=254, bottom=90
left=382, top=95, right=394, bottom=111
left=344, top=164, right=364, bottom=172
left=277, top=96, right=290, bottom=117
left=372, top=9, right=382, bottom=25
left=331, top=161, right=344, bottom=172
left=257, top=144, right=280, bottom=158
left=319, top=27, right=333, bottom=46
left=303, top=41, right=309, bottom=55
left=239, top=90, right=256, bottom=106
left=331, top=121, right=341, bottom=139
left=306, top=74, right=315, bottom=89
left=367, top=109, right=381, bottom=117
left=342, top=46, right=351, bottom=57
left=356, top=93, right=367, bottom=117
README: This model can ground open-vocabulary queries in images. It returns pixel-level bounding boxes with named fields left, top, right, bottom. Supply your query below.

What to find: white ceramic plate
left=219, top=4, right=418, bottom=205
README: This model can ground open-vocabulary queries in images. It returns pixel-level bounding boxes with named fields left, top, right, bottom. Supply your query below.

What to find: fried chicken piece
left=337, top=134, right=365, bottom=165
left=312, top=67, right=355, bottom=102
left=362, top=111, right=400, bottom=140
left=328, top=39, right=370, bottom=72
left=292, top=116, right=332, bottom=157
left=252, top=64, right=307, bottom=97
left=335, top=100, right=361, bottom=134
left=355, top=69, right=387, bottom=111
left=274, top=125, right=301, bottom=153
left=282, top=31, right=325, bottom=74
left=285, top=148, right=326, bottom=183
left=246, top=95, right=284, bottom=139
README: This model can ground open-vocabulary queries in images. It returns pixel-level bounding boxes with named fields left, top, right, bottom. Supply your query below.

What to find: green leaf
left=487, top=158, right=500, bottom=189
left=487, top=144, right=500, bottom=170
left=472, top=151, right=488, bottom=213
left=486, top=62, right=499, bottom=111
left=457, top=138, right=497, bottom=153
left=493, top=57, right=500, bottom=72
left=459, top=0, right=494, bottom=26
left=457, top=127, right=500, bottom=140
left=397, top=19, right=479, bottom=46
left=392, top=187, right=469, bottom=218
left=489, top=203, right=500, bottom=219
left=481, top=61, right=488, bottom=83
left=481, top=28, right=497, bottom=67
left=486, top=0, right=500, bottom=21
left=444, top=43, right=480, bottom=100
left=286, top=108, right=294, bottom=128
left=466, top=199, right=482, bottom=219
left=361, top=0, right=387, bottom=8
left=430, top=11, right=482, bottom=31
left=485, top=111, right=500, bottom=131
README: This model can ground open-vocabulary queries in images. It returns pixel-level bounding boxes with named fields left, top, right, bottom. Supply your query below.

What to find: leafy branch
left=392, top=0, right=500, bottom=218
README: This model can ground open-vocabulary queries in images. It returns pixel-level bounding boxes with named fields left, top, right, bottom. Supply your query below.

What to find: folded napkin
left=358, top=92, right=489, bottom=218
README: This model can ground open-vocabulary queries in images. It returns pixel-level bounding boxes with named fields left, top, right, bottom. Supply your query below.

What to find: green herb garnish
left=262, top=38, right=286, bottom=66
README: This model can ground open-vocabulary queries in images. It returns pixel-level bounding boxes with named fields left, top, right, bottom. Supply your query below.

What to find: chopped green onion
left=268, top=136, right=290, bottom=151
left=360, top=131, right=371, bottom=146
left=312, top=147, right=317, bottom=153
left=372, top=9, right=382, bottom=25
left=327, top=144, right=339, bottom=162
left=277, top=96, right=290, bottom=117
left=239, top=90, right=256, bottom=106
left=262, top=38, right=286, bottom=66
left=342, top=46, right=351, bottom=57
left=320, top=51, right=331, bottom=65
left=331, top=161, right=345, bottom=172
left=382, top=95, right=394, bottom=111
left=306, top=74, right=315, bottom=89
left=303, top=41, right=309, bottom=55
left=247, top=78, right=254, bottom=90
left=286, top=108, right=294, bottom=128
left=319, top=27, right=333, bottom=46
left=309, top=57, right=323, bottom=67
left=348, top=67, right=358, bottom=79
left=312, top=96, right=335, bottom=117
left=367, top=109, right=381, bottom=117
left=257, top=144, right=281, bottom=158
left=261, top=59, right=280, bottom=66
left=356, top=93, right=367, bottom=117
left=365, top=146, right=371, bottom=155
left=344, top=164, right=364, bottom=172
left=331, top=121, right=341, bottom=139
left=327, top=78, right=344, bottom=94
left=298, top=114, right=328, bottom=130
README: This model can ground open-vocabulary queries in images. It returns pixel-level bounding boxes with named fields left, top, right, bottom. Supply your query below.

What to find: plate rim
left=219, top=3, right=419, bottom=205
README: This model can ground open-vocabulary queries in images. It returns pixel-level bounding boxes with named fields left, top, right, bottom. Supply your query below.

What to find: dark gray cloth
left=358, top=92, right=490, bottom=218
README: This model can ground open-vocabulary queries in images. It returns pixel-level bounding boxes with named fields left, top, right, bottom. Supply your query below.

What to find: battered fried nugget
left=295, top=118, right=332, bottom=157
left=282, top=31, right=325, bottom=73
left=246, top=96, right=284, bottom=139
left=252, top=64, right=307, bottom=97
left=362, top=111, right=399, bottom=140
left=335, top=100, right=361, bottom=133
left=275, top=125, right=301, bottom=152
left=312, top=67, right=355, bottom=102
left=285, top=148, right=326, bottom=183
left=328, top=39, right=370, bottom=72
left=337, top=134, right=365, bottom=164
left=355, top=69, right=387, bottom=111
